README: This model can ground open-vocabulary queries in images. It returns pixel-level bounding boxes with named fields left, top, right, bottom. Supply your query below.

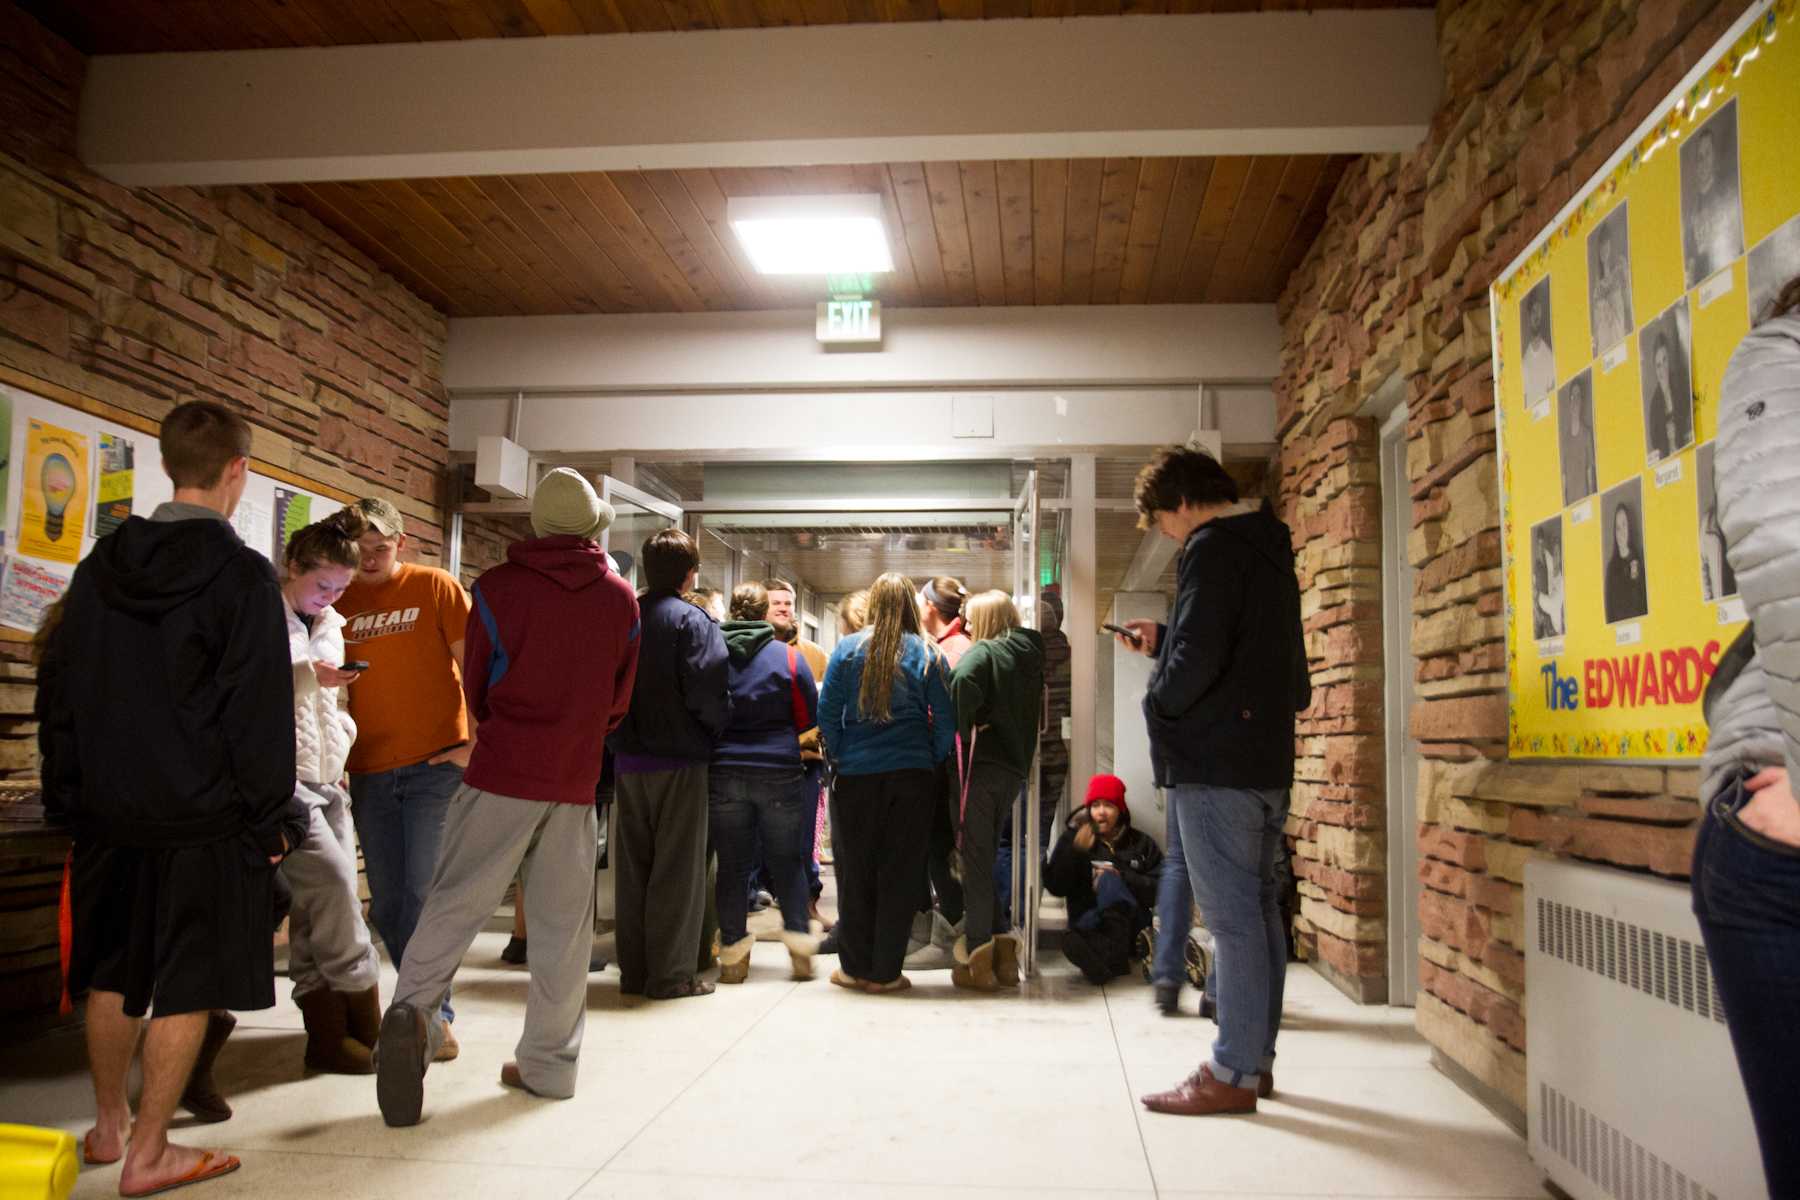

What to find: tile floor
left=1, top=922, right=1547, bottom=1199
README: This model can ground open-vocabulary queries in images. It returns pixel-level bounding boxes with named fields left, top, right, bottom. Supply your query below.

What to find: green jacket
left=949, top=627, right=1046, bottom=777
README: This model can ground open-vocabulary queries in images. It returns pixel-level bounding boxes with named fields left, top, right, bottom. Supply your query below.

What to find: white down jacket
left=1703, top=315, right=1800, bottom=800
left=289, top=602, right=358, bottom=787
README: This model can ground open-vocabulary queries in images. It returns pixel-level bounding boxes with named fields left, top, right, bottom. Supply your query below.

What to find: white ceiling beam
left=78, top=12, right=1439, bottom=187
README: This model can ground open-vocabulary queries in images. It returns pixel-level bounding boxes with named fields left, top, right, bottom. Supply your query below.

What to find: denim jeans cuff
left=1210, top=1059, right=1259, bottom=1088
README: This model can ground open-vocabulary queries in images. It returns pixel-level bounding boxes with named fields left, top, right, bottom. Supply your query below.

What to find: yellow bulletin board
left=1494, top=0, right=1800, bottom=762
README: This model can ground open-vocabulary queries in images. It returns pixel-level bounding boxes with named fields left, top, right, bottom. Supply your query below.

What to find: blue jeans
left=802, top=761, right=824, bottom=900
left=1153, top=800, right=1193, bottom=987
left=993, top=765, right=1065, bottom=927
left=1173, top=783, right=1290, bottom=1086
left=710, top=766, right=811, bottom=944
left=349, top=759, right=463, bottom=1021
left=1692, top=775, right=1800, bottom=1196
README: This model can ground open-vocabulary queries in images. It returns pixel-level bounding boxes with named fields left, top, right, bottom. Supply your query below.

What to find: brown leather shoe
left=1141, top=1065, right=1257, bottom=1116
left=1258, top=1072, right=1275, bottom=1100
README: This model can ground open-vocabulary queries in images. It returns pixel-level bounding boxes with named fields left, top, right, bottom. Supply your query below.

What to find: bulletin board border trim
left=0, top=363, right=359, bottom=644
left=1490, top=0, right=1782, bottom=766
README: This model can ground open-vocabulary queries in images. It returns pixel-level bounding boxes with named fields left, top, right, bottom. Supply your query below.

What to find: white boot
left=718, top=935, right=754, bottom=984
left=781, top=929, right=820, bottom=981
left=903, top=912, right=960, bottom=971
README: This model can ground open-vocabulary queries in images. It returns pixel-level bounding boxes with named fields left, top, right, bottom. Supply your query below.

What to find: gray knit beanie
left=531, top=469, right=614, bottom=541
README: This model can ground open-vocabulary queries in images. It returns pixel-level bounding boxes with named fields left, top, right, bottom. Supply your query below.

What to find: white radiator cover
left=1525, top=858, right=1763, bottom=1200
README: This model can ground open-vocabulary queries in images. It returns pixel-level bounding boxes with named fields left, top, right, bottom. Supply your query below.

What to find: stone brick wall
left=0, top=1, right=451, bottom=1025
left=1275, top=0, right=1752, bottom=1117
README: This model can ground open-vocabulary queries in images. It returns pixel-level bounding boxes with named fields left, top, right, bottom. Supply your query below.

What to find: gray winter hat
left=531, top=469, right=615, bottom=541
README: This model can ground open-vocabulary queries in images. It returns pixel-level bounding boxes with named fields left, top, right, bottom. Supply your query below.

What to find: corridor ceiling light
left=727, top=194, right=894, bottom=276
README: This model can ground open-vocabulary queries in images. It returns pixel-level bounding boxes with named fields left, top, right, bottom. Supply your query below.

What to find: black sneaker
left=588, top=946, right=608, bottom=973
left=500, top=936, right=527, bottom=965
left=1061, top=931, right=1110, bottom=986
left=1153, top=981, right=1182, bottom=1015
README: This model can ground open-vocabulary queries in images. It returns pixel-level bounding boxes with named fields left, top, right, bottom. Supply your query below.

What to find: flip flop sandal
left=829, top=968, right=865, bottom=991
left=120, top=1151, right=241, bottom=1198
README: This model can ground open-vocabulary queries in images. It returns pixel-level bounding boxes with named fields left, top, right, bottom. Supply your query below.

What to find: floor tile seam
left=1101, top=982, right=1165, bottom=1200
left=592, top=1164, right=1158, bottom=1195
left=588, top=979, right=801, bottom=1174
left=128, top=1142, right=594, bottom=1174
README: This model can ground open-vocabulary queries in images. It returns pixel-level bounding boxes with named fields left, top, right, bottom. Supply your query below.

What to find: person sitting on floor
left=1045, top=774, right=1162, bottom=985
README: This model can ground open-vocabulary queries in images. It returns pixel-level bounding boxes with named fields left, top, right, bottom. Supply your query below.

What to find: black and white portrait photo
left=1559, top=369, right=1599, bottom=507
left=1602, top=478, right=1650, bottom=625
left=1681, top=99, right=1747, bottom=289
left=1588, top=205, right=1636, bottom=355
left=1748, top=213, right=1800, bottom=326
left=1697, top=441, right=1738, bottom=602
left=1639, top=299, right=1694, bottom=464
left=1531, top=516, right=1566, bottom=641
left=1520, top=277, right=1556, bottom=408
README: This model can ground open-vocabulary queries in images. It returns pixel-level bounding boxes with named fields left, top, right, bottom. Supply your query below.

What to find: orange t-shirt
left=339, top=562, right=472, bottom=774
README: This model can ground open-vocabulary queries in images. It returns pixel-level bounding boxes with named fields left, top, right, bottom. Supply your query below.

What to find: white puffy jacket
left=290, top=602, right=358, bottom=788
left=1703, top=315, right=1800, bottom=799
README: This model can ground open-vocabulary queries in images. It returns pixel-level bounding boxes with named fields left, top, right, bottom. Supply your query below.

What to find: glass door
left=1010, top=470, right=1043, bottom=978
left=600, top=476, right=684, bottom=591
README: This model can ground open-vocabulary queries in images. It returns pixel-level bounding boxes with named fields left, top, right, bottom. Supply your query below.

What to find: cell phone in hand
left=1101, top=622, right=1143, bottom=646
left=342, top=661, right=370, bottom=672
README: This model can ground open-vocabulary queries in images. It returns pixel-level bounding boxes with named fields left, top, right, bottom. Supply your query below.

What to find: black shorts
left=69, top=838, right=280, bottom=1018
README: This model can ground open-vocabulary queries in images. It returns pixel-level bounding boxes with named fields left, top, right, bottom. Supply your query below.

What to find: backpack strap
left=1704, top=623, right=1755, bottom=725
left=787, top=643, right=808, bottom=732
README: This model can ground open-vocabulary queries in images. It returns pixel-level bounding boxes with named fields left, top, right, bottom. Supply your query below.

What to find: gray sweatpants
left=281, top=782, right=380, bottom=999
left=393, top=785, right=597, bottom=1099
left=613, top=765, right=710, bottom=996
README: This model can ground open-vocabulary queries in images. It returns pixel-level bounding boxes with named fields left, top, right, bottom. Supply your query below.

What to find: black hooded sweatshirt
left=1143, top=505, right=1311, bottom=790
left=37, top=506, right=303, bottom=855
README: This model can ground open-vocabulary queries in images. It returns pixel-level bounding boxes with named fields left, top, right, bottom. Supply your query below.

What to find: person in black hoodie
left=37, top=401, right=302, bottom=1196
left=607, top=528, right=730, bottom=1000
left=1046, top=775, right=1162, bottom=985
left=947, top=589, right=1044, bottom=991
left=1118, top=446, right=1310, bottom=1119
left=711, top=583, right=820, bottom=983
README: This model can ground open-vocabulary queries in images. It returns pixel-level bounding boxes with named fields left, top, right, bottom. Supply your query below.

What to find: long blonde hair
left=964, top=590, right=1020, bottom=642
left=838, top=589, right=870, bottom=635
left=858, top=572, right=922, bottom=722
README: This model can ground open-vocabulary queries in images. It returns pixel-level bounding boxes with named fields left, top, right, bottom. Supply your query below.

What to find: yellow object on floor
left=0, top=1123, right=78, bottom=1200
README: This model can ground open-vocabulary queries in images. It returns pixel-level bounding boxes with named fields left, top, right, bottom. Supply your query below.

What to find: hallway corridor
left=1, top=931, right=1543, bottom=1199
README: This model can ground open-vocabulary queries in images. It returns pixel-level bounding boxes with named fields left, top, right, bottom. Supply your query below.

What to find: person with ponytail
left=278, top=507, right=384, bottom=1075
left=817, top=573, right=957, bottom=992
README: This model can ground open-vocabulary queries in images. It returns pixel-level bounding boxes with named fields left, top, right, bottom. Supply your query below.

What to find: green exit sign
left=816, top=299, right=881, bottom=345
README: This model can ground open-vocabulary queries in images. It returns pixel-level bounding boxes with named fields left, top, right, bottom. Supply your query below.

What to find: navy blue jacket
left=714, top=620, right=818, bottom=772
left=607, top=591, right=730, bottom=764
left=1144, top=506, right=1311, bottom=790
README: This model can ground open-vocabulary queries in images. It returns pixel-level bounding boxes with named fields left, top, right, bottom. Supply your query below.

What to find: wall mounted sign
left=1492, top=0, right=1798, bottom=761
left=817, top=299, right=881, bottom=346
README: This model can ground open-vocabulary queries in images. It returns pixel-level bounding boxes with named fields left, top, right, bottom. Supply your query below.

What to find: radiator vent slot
left=1534, top=898, right=1725, bottom=1024
left=1540, top=1084, right=1720, bottom=1200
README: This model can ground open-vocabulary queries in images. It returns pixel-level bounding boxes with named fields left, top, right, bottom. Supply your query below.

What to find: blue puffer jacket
left=607, top=590, right=730, bottom=764
left=818, top=630, right=956, bottom=776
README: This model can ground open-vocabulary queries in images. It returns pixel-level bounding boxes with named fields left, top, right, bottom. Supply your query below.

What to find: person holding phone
left=338, top=496, right=474, bottom=1062
left=276, top=509, right=385, bottom=1075
left=1044, top=775, right=1162, bottom=985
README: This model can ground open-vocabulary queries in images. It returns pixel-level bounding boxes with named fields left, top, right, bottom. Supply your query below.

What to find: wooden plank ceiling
left=276, top=156, right=1348, bottom=316
left=29, top=0, right=1432, bottom=51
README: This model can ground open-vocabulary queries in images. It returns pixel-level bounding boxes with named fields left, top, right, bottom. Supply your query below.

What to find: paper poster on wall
left=232, top=494, right=272, bottom=560
left=20, top=419, right=89, bottom=564
left=93, top=431, right=136, bottom=538
left=0, top=554, right=73, bottom=633
left=274, top=486, right=311, bottom=560
left=1493, top=1, right=1799, bottom=761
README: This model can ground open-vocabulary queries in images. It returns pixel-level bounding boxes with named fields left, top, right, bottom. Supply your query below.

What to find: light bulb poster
left=1492, top=0, right=1800, bottom=761
left=274, top=486, right=311, bottom=558
left=93, top=431, right=135, bottom=539
left=20, top=418, right=89, bottom=565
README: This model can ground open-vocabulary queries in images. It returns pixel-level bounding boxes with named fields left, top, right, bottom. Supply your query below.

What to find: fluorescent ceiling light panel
left=727, top=193, right=894, bottom=275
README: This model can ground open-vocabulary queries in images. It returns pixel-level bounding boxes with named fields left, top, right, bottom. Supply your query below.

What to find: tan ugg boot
left=781, top=929, right=820, bottom=980
left=950, top=936, right=997, bottom=992
left=992, top=932, right=1020, bottom=987
left=298, top=989, right=375, bottom=1074
left=343, top=985, right=382, bottom=1049
left=718, top=934, right=755, bottom=984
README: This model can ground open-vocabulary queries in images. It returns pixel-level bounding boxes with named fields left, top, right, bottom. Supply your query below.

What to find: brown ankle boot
left=180, top=1010, right=237, bottom=1123
left=343, top=986, right=382, bottom=1050
left=298, top=989, right=375, bottom=1075
left=1140, top=1065, right=1257, bottom=1116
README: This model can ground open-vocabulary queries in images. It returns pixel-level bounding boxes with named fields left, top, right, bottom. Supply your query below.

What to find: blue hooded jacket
left=818, top=630, right=956, bottom=776
left=713, top=620, right=818, bottom=772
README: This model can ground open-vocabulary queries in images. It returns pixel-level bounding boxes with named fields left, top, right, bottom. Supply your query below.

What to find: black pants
left=959, top=761, right=1023, bottom=946
left=835, top=768, right=935, bottom=984
left=614, top=765, right=710, bottom=995
left=919, top=757, right=965, bottom=924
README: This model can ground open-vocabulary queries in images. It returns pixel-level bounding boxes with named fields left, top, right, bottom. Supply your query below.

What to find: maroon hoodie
left=461, top=535, right=640, bottom=805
